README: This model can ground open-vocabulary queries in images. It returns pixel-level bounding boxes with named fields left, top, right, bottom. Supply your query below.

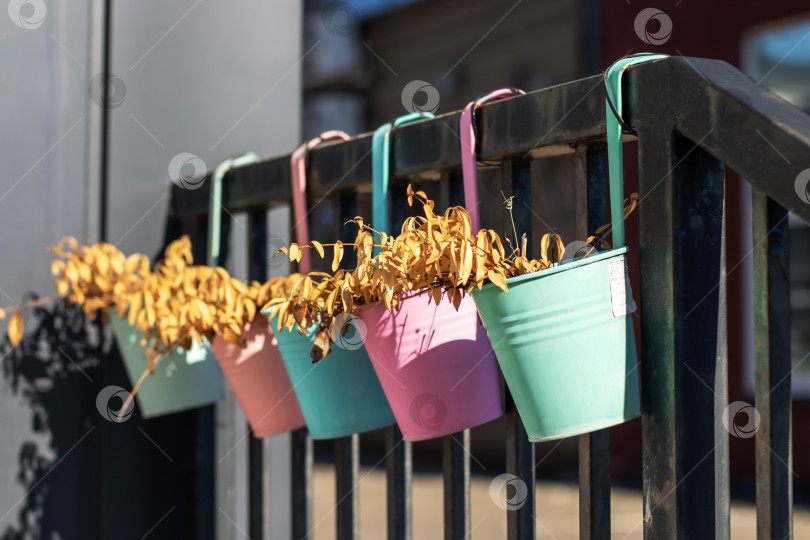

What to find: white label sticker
left=608, top=258, right=637, bottom=318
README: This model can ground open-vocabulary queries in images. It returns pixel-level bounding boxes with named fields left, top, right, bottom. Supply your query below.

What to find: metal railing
left=167, top=56, right=810, bottom=539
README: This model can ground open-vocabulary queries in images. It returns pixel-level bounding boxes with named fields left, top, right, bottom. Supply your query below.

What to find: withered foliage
left=6, top=184, right=637, bottom=369
left=50, top=236, right=301, bottom=368
left=265, top=185, right=638, bottom=360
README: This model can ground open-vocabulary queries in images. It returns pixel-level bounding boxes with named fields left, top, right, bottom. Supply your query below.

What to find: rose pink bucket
left=358, top=293, right=503, bottom=441
left=211, top=317, right=306, bottom=438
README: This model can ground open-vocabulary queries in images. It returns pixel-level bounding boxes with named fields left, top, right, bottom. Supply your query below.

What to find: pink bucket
left=358, top=293, right=504, bottom=441
left=211, top=317, right=306, bottom=438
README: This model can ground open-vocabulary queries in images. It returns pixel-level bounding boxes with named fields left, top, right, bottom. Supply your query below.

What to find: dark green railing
left=168, top=56, right=810, bottom=539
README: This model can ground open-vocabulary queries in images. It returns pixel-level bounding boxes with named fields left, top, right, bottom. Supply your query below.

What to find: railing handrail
left=626, top=56, right=810, bottom=223
left=170, top=56, right=810, bottom=226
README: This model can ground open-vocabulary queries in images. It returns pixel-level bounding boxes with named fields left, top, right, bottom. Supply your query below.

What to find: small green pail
left=472, top=248, right=640, bottom=441
left=470, top=53, right=667, bottom=441
left=266, top=313, right=396, bottom=440
left=108, top=311, right=223, bottom=418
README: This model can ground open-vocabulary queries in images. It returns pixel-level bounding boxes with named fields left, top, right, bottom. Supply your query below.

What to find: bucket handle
left=207, top=152, right=262, bottom=267
left=459, top=88, right=525, bottom=232
left=290, top=131, right=351, bottom=274
left=604, top=53, right=668, bottom=248
left=371, top=112, right=435, bottom=242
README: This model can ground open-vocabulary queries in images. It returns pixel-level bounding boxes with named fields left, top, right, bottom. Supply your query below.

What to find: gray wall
left=0, top=1, right=301, bottom=538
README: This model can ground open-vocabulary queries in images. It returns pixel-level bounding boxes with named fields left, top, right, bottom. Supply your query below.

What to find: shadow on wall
left=0, top=297, right=104, bottom=539
left=0, top=296, right=211, bottom=540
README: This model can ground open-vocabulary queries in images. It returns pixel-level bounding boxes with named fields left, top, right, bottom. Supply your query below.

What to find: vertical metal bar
left=503, top=160, right=532, bottom=248
left=505, top=405, right=534, bottom=540
left=334, top=193, right=360, bottom=540
left=338, top=191, right=358, bottom=269
left=391, top=182, right=411, bottom=234
left=443, top=431, right=470, bottom=540
left=438, top=174, right=451, bottom=212
left=447, top=170, right=465, bottom=208
left=386, top=425, right=412, bottom=540
left=503, top=159, right=535, bottom=540
left=752, top=191, right=793, bottom=540
left=247, top=210, right=268, bottom=281
left=212, top=210, right=241, bottom=540
left=335, top=434, right=360, bottom=540
left=637, top=127, right=729, bottom=538
left=379, top=176, right=414, bottom=540
left=291, top=428, right=313, bottom=539
left=192, top=213, right=217, bottom=540
left=289, top=187, right=314, bottom=540
left=247, top=210, right=269, bottom=539
left=578, top=431, right=610, bottom=539
left=574, top=143, right=612, bottom=539
left=574, top=143, right=608, bottom=235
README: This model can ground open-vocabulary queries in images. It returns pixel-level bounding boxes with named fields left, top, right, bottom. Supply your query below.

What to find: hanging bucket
left=266, top=313, right=396, bottom=439
left=358, top=105, right=522, bottom=440
left=472, top=248, right=640, bottom=441
left=108, top=310, right=223, bottom=418
left=210, top=317, right=306, bottom=437
left=206, top=154, right=305, bottom=437
left=358, top=292, right=503, bottom=441
left=471, top=56, right=665, bottom=442
left=264, top=132, right=395, bottom=440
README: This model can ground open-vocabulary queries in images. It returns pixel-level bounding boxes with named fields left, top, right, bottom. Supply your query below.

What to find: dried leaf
left=332, top=241, right=343, bottom=272
left=310, top=240, right=325, bottom=258
left=487, top=270, right=508, bottom=292
left=8, top=310, right=23, bottom=346
left=540, top=233, right=551, bottom=262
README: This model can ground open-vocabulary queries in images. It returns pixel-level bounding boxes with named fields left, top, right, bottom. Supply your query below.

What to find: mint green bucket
left=108, top=311, right=223, bottom=418
left=471, top=248, right=640, bottom=441
left=470, top=54, right=665, bottom=441
left=267, top=314, right=396, bottom=439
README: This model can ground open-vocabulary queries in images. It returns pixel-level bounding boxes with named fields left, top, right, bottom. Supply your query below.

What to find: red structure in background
left=600, top=0, right=810, bottom=491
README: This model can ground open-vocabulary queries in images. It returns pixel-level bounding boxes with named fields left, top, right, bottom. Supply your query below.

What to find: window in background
left=744, top=18, right=810, bottom=395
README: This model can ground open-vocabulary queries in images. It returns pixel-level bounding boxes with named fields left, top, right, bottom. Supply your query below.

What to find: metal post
left=291, top=428, right=313, bottom=539
left=386, top=425, right=412, bottom=540
left=752, top=191, right=793, bottom=539
left=335, top=435, right=360, bottom=540
left=504, top=159, right=535, bottom=540
left=574, top=143, right=612, bottom=539
left=212, top=212, right=241, bottom=540
left=247, top=209, right=269, bottom=539
left=443, top=431, right=471, bottom=540
left=637, top=127, right=729, bottom=538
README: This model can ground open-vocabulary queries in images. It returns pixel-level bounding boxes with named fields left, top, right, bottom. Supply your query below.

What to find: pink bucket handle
left=460, top=88, right=525, bottom=232
left=290, top=130, right=351, bottom=273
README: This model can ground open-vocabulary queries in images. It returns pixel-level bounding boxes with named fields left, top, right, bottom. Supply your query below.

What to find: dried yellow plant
left=51, top=236, right=151, bottom=316
left=268, top=184, right=638, bottom=361
left=49, top=236, right=304, bottom=369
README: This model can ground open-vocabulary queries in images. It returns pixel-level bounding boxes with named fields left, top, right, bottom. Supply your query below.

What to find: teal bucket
left=266, top=314, right=396, bottom=439
left=471, top=248, right=640, bottom=442
left=108, top=311, right=223, bottom=418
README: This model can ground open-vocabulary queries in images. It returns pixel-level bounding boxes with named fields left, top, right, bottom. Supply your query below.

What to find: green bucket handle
left=206, top=152, right=261, bottom=267
left=604, top=53, right=668, bottom=248
left=371, top=112, right=435, bottom=247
